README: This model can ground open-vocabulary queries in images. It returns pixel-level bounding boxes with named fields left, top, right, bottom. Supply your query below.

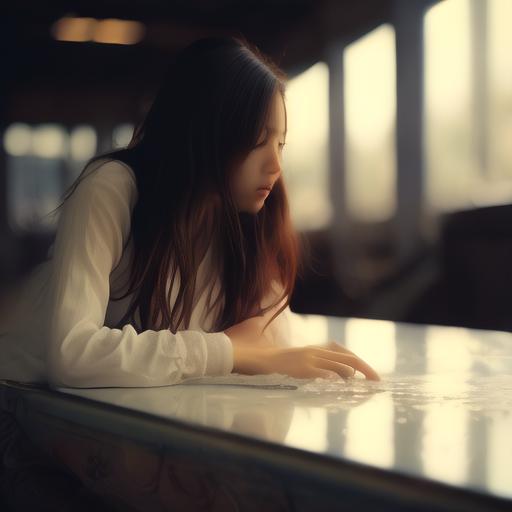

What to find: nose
left=267, top=146, right=282, bottom=177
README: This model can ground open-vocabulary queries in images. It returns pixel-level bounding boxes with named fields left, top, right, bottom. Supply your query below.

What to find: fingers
left=326, top=341, right=381, bottom=381
left=312, top=369, right=340, bottom=380
left=312, top=346, right=381, bottom=381
left=312, top=356, right=356, bottom=380
left=326, top=341, right=361, bottom=359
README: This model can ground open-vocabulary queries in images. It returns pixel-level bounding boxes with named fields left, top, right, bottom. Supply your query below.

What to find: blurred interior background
left=1, top=0, right=511, bottom=332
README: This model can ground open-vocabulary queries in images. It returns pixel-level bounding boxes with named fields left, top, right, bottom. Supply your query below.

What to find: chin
left=238, top=201, right=264, bottom=215
left=252, top=202, right=265, bottom=214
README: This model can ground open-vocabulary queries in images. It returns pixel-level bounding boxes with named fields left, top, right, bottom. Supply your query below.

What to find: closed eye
left=255, top=140, right=287, bottom=150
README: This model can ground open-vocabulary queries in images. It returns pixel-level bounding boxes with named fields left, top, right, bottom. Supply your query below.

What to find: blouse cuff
left=204, top=331, right=234, bottom=375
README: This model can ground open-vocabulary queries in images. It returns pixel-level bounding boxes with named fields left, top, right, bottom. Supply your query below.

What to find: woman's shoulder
left=82, top=157, right=137, bottom=187
left=74, top=157, right=139, bottom=209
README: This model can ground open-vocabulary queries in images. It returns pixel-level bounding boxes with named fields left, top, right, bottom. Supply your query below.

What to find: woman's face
left=231, top=91, right=287, bottom=214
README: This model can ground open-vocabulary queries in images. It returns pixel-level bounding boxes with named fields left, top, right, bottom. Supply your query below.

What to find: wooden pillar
left=392, top=0, right=430, bottom=265
left=325, top=39, right=353, bottom=290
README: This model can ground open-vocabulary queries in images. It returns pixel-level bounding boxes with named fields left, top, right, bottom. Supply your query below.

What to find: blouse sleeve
left=46, top=160, right=233, bottom=389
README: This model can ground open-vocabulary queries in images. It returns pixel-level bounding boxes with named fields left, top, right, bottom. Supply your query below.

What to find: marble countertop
left=57, top=313, right=512, bottom=504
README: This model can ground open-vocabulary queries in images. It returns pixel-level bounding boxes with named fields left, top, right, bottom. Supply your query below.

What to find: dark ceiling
left=1, top=0, right=396, bottom=124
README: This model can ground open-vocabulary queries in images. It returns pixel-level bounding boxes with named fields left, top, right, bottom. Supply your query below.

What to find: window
left=4, top=123, right=68, bottom=232
left=424, top=0, right=512, bottom=212
left=284, top=62, right=331, bottom=231
left=3, top=123, right=98, bottom=232
left=69, top=125, right=97, bottom=184
left=424, top=0, right=475, bottom=212
left=113, top=123, right=134, bottom=148
left=343, top=24, right=397, bottom=223
left=487, top=0, right=512, bottom=182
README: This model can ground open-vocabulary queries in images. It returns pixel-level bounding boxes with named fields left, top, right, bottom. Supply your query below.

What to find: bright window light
left=345, top=318, right=397, bottom=376
left=3, top=123, right=32, bottom=156
left=32, top=124, right=68, bottom=159
left=70, top=125, right=97, bottom=161
left=113, top=123, right=134, bottom=148
left=284, top=62, right=331, bottom=230
left=424, top=0, right=476, bottom=212
left=344, top=24, right=397, bottom=222
left=487, top=0, right=512, bottom=181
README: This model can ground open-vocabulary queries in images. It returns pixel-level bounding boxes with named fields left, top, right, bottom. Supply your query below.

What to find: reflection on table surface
left=59, top=314, right=512, bottom=504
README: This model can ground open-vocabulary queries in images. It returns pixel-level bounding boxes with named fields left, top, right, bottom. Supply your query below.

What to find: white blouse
left=0, top=158, right=294, bottom=388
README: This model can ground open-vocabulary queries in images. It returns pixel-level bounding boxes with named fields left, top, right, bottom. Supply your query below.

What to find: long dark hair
left=48, top=34, right=309, bottom=335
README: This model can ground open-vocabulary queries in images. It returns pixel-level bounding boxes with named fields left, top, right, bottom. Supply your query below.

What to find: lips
left=258, top=184, right=273, bottom=191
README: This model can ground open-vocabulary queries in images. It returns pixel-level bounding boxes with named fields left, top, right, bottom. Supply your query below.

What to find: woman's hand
left=315, top=340, right=380, bottom=381
left=225, top=320, right=380, bottom=381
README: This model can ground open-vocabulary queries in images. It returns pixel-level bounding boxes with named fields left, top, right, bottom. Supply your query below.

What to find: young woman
left=0, top=35, right=379, bottom=387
